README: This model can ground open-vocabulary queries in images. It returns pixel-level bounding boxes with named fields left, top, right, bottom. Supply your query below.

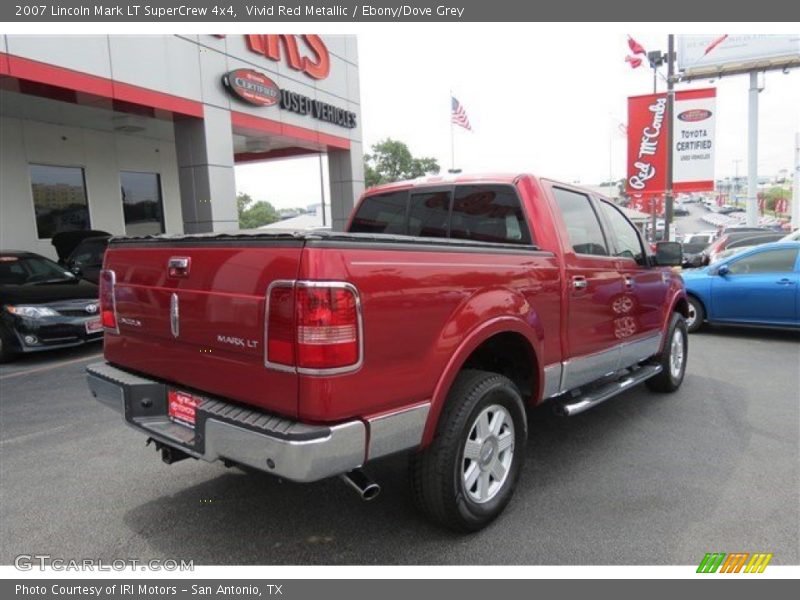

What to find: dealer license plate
left=168, top=390, right=202, bottom=429
left=85, top=318, right=103, bottom=334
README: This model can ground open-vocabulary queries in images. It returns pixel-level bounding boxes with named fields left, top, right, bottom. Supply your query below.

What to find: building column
left=173, top=106, right=238, bottom=233
left=328, top=142, right=365, bottom=231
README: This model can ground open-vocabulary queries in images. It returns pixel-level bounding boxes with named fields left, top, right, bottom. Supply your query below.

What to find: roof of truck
left=365, top=173, right=525, bottom=194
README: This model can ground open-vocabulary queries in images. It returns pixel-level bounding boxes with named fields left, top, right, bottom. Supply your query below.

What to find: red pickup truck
left=88, top=174, right=688, bottom=531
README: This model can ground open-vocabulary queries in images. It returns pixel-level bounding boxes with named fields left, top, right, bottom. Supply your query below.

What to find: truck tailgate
left=102, top=241, right=302, bottom=417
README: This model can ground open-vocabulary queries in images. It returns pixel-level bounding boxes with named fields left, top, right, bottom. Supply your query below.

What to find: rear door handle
left=572, top=276, right=588, bottom=290
left=776, top=278, right=796, bottom=285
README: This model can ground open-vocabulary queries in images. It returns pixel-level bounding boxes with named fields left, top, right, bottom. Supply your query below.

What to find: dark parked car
left=52, top=230, right=110, bottom=264
left=673, top=204, right=690, bottom=216
left=0, top=251, right=102, bottom=362
left=682, top=241, right=711, bottom=268
left=63, top=235, right=110, bottom=284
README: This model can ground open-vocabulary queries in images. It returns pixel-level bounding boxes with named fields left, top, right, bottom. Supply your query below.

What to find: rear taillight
left=266, top=282, right=362, bottom=373
left=99, top=269, right=118, bottom=333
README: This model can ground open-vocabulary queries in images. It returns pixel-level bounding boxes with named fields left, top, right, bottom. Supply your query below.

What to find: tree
left=763, top=186, right=790, bottom=214
left=237, top=192, right=280, bottom=229
left=364, top=139, right=440, bottom=188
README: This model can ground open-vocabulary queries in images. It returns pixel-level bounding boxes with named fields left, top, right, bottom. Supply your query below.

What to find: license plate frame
left=85, top=317, right=103, bottom=334
left=168, top=389, right=202, bottom=429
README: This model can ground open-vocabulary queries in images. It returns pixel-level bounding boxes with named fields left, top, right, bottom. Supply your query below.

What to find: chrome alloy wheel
left=461, top=404, right=515, bottom=504
left=670, top=328, right=685, bottom=379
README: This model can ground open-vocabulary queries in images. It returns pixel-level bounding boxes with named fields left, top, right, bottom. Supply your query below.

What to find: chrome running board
left=554, top=364, right=663, bottom=417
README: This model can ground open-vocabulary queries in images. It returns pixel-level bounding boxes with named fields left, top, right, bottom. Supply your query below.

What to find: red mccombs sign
left=626, top=88, right=716, bottom=196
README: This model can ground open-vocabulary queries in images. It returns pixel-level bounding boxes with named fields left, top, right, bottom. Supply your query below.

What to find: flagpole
left=450, top=90, right=455, bottom=172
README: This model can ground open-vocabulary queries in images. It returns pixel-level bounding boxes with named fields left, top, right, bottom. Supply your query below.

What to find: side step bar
left=554, top=364, right=663, bottom=417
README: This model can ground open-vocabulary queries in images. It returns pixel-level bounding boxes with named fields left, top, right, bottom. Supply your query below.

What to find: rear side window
left=349, top=191, right=408, bottom=234
left=450, top=186, right=532, bottom=245
left=552, top=188, right=609, bottom=256
left=408, top=191, right=452, bottom=238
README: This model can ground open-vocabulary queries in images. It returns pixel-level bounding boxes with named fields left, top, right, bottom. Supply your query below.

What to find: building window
left=29, top=164, right=91, bottom=239
left=120, top=171, right=165, bottom=236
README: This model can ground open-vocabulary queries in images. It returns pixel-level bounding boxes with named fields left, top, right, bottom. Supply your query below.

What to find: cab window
left=552, top=188, right=609, bottom=256
left=600, top=201, right=645, bottom=263
left=450, top=185, right=532, bottom=245
left=349, top=191, right=408, bottom=234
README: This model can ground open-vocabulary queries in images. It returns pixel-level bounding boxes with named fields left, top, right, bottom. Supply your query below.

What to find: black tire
left=646, top=313, right=688, bottom=393
left=409, top=369, right=527, bottom=532
left=686, top=295, right=705, bottom=333
left=0, top=326, right=17, bottom=364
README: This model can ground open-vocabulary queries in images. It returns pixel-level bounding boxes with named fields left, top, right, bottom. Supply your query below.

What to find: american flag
left=451, top=96, right=472, bottom=131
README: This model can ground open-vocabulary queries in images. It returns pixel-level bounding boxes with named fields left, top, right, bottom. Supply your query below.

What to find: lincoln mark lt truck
left=88, top=174, right=688, bottom=531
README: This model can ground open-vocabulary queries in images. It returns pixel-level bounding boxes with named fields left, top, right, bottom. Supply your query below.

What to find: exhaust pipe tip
left=340, top=469, right=381, bottom=501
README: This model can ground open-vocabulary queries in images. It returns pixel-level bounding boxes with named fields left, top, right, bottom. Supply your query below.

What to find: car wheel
left=685, top=296, right=705, bottom=333
left=647, top=313, right=688, bottom=393
left=0, top=326, right=18, bottom=364
left=409, top=369, right=527, bottom=532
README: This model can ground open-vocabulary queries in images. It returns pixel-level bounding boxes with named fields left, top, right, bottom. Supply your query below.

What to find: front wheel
left=646, top=313, right=688, bottom=393
left=685, top=296, right=705, bottom=333
left=409, top=370, right=527, bottom=532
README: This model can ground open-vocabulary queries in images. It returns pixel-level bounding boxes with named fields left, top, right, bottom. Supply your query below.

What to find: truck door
left=550, top=186, right=626, bottom=391
left=598, top=199, right=668, bottom=358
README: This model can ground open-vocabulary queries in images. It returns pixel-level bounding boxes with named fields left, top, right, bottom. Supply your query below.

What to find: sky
left=234, top=31, right=800, bottom=210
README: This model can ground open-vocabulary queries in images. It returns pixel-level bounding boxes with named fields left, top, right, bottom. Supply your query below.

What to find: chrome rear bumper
left=86, top=362, right=366, bottom=482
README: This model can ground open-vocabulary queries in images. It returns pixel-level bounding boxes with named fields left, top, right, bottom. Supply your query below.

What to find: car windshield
left=0, top=255, right=76, bottom=285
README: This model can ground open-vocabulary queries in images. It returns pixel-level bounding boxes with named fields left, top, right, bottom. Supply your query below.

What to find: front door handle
left=776, top=278, right=796, bottom=285
left=572, top=276, right=588, bottom=290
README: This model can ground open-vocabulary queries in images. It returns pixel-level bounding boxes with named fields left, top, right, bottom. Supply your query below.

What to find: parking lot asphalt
left=1, top=322, right=798, bottom=566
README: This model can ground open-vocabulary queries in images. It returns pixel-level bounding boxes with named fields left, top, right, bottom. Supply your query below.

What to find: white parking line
left=0, top=352, right=103, bottom=381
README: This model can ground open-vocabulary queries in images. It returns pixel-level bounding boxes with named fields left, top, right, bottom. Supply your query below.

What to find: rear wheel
left=646, top=313, right=688, bottom=393
left=685, top=296, right=705, bottom=333
left=409, top=369, right=527, bottom=532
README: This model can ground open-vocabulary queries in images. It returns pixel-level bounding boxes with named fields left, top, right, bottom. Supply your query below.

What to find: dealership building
left=0, top=34, right=364, bottom=258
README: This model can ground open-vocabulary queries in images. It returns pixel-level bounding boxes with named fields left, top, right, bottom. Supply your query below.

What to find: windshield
left=0, top=255, right=76, bottom=285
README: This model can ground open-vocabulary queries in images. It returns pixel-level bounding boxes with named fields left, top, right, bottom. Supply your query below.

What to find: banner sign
left=626, top=88, right=716, bottom=196
left=673, top=88, right=716, bottom=192
left=626, top=93, right=669, bottom=195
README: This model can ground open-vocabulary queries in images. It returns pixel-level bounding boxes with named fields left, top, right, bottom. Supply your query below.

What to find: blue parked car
left=681, top=242, right=800, bottom=332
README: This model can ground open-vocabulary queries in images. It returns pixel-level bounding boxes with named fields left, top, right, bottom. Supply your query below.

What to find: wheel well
left=460, top=332, right=537, bottom=401
left=684, top=293, right=705, bottom=314
left=674, top=296, right=690, bottom=318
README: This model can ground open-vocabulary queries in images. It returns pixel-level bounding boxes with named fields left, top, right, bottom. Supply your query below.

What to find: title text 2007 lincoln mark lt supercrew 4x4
left=88, top=174, right=688, bottom=531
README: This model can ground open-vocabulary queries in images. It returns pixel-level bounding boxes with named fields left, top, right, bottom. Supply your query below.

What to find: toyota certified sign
left=222, top=69, right=280, bottom=107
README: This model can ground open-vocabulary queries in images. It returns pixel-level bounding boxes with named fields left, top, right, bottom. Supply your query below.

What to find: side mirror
left=69, top=264, right=82, bottom=276
left=653, top=241, right=682, bottom=267
left=718, top=264, right=729, bottom=276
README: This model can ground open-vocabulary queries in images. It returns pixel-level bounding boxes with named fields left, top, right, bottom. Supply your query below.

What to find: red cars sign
left=222, top=69, right=280, bottom=106
left=626, top=88, right=716, bottom=196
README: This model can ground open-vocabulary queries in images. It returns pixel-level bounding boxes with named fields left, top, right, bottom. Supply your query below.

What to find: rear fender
left=420, top=289, right=544, bottom=447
